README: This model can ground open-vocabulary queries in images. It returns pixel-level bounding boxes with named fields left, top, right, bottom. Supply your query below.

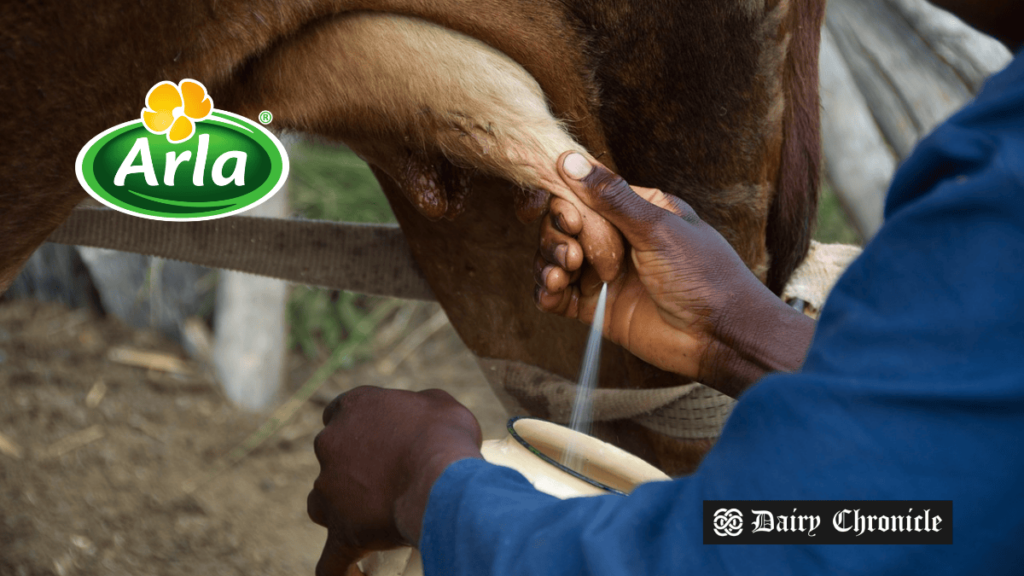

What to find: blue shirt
left=420, top=52, right=1024, bottom=575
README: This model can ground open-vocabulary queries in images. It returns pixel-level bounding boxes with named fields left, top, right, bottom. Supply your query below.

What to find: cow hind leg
left=228, top=12, right=625, bottom=268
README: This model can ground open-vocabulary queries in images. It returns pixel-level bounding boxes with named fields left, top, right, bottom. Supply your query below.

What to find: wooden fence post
left=212, top=138, right=293, bottom=411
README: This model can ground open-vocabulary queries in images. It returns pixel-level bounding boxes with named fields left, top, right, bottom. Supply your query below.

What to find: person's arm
left=306, top=385, right=720, bottom=576
left=534, top=152, right=815, bottom=396
left=419, top=458, right=710, bottom=576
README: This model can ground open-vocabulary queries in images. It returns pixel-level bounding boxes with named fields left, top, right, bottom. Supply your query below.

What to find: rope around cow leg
left=476, top=242, right=863, bottom=442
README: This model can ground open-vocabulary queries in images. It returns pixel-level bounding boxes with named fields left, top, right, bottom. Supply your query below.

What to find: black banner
left=703, top=501, right=952, bottom=544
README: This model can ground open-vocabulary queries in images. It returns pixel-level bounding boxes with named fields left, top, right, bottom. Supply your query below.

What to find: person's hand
left=534, top=152, right=814, bottom=395
left=307, top=386, right=483, bottom=576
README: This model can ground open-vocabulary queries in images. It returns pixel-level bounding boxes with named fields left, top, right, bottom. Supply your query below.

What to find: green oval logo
left=76, top=109, right=288, bottom=221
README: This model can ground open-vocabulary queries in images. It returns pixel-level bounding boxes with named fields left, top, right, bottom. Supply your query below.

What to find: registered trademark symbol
left=259, top=110, right=273, bottom=125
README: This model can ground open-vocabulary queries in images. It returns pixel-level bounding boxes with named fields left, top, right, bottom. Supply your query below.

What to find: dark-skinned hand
left=307, top=386, right=483, bottom=576
left=535, top=151, right=815, bottom=396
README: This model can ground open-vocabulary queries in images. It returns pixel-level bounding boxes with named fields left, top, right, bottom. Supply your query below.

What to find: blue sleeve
left=421, top=459, right=721, bottom=575
left=421, top=52, right=1024, bottom=576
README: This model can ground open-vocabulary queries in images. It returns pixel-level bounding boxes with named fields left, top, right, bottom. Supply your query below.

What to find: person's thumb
left=557, top=151, right=687, bottom=253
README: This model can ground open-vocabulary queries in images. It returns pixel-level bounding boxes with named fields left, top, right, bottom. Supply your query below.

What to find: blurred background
left=0, top=0, right=1010, bottom=573
left=0, top=140, right=511, bottom=576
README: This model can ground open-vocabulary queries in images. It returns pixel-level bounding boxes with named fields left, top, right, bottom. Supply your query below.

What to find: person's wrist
left=393, top=447, right=483, bottom=546
left=698, top=277, right=815, bottom=397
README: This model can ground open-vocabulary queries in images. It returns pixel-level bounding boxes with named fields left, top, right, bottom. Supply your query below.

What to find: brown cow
left=1, top=0, right=824, bottom=474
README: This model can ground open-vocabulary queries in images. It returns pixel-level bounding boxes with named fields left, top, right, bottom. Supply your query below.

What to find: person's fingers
left=307, top=488, right=329, bottom=527
left=534, top=284, right=561, bottom=311
left=542, top=155, right=624, bottom=283
left=562, top=242, right=583, bottom=272
left=558, top=151, right=694, bottom=251
left=539, top=238, right=581, bottom=273
left=550, top=198, right=582, bottom=236
left=315, top=533, right=364, bottom=576
left=533, top=253, right=550, bottom=287
left=544, top=266, right=571, bottom=293
left=417, top=388, right=455, bottom=403
left=543, top=265, right=602, bottom=325
left=538, top=231, right=564, bottom=268
left=322, top=395, right=343, bottom=426
left=533, top=248, right=578, bottom=314
left=535, top=284, right=579, bottom=317
left=319, top=383, right=387, bottom=424
left=534, top=253, right=572, bottom=293
left=567, top=266, right=582, bottom=284
left=417, top=388, right=485, bottom=448
left=539, top=217, right=583, bottom=271
left=321, top=386, right=381, bottom=426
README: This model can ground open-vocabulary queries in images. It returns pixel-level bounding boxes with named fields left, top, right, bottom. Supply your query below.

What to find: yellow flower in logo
left=141, top=79, right=213, bottom=143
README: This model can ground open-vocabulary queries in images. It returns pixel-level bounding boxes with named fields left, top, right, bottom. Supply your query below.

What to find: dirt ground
left=0, top=298, right=508, bottom=576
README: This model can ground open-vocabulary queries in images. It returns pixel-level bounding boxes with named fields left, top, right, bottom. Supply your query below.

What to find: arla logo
left=76, top=79, right=288, bottom=221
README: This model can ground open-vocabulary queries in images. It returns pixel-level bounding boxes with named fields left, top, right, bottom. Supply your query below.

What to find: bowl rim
left=506, top=416, right=628, bottom=497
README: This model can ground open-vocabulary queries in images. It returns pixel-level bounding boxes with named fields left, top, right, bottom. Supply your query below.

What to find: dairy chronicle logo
left=713, top=508, right=744, bottom=537
left=76, top=79, right=289, bottom=221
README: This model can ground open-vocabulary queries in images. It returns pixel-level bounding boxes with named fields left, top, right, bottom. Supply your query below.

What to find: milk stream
left=562, top=282, right=608, bottom=473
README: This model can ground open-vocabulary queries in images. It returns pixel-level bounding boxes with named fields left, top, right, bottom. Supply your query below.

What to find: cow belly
left=233, top=12, right=718, bottom=474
